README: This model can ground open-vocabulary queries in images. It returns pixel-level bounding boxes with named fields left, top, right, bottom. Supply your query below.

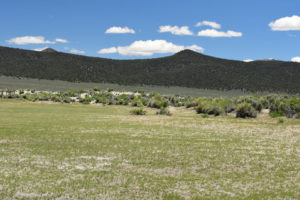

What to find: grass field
left=0, top=99, right=300, bottom=199
left=0, top=75, right=251, bottom=97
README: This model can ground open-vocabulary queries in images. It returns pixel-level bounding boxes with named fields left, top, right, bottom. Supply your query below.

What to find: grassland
left=0, top=99, right=299, bottom=199
left=0, top=75, right=251, bottom=97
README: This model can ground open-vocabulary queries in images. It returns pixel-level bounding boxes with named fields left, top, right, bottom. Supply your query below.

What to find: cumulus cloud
left=98, top=40, right=204, bottom=56
left=185, top=45, right=204, bottom=52
left=269, top=15, right=300, bottom=31
left=159, top=25, right=193, bottom=35
left=196, top=21, right=221, bottom=29
left=70, top=48, right=85, bottom=54
left=98, top=47, right=117, bottom=54
left=244, top=59, right=253, bottom=62
left=6, top=36, right=54, bottom=45
left=197, top=29, right=242, bottom=37
left=55, top=38, right=68, bottom=43
left=6, top=36, right=68, bottom=45
left=34, top=47, right=49, bottom=51
left=291, top=57, right=300, bottom=63
left=105, top=26, right=135, bottom=34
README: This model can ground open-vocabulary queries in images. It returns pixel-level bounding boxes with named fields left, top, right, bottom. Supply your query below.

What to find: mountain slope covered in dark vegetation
left=0, top=46, right=300, bottom=93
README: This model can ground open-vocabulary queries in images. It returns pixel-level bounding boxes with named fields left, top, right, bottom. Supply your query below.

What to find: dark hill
left=0, top=46, right=300, bottom=93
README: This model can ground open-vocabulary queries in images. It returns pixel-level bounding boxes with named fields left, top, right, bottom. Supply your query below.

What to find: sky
left=1, top=0, right=300, bottom=62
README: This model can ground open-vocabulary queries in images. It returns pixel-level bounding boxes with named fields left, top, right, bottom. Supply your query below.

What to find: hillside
left=0, top=46, right=300, bottom=93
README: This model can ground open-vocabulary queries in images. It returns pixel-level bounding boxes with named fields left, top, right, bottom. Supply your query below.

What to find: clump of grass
left=270, top=111, right=285, bottom=118
left=202, top=113, right=209, bottom=118
left=156, top=108, right=172, bottom=116
left=130, top=108, right=147, bottom=115
left=196, top=102, right=223, bottom=116
left=93, top=86, right=101, bottom=91
left=235, top=103, right=257, bottom=118
left=277, top=118, right=284, bottom=124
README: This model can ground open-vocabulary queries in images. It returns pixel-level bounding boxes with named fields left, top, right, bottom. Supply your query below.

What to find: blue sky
left=1, top=0, right=300, bottom=61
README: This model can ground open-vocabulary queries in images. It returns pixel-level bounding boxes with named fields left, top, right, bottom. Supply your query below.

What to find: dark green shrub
left=201, top=113, right=209, bottom=118
left=148, top=94, right=168, bottom=109
left=270, top=112, right=285, bottom=118
left=235, top=96, right=263, bottom=112
left=24, top=94, right=39, bottom=102
left=130, top=108, right=146, bottom=115
left=93, top=87, right=101, bottom=91
left=51, top=95, right=61, bottom=102
left=277, top=118, right=284, bottom=124
left=235, top=103, right=257, bottom=118
left=196, top=101, right=224, bottom=116
left=185, top=101, right=197, bottom=108
left=131, top=96, right=148, bottom=107
left=79, top=97, right=93, bottom=104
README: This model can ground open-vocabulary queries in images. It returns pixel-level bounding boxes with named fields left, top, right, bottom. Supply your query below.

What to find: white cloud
left=98, top=47, right=117, bottom=54
left=6, top=36, right=68, bottom=45
left=269, top=15, right=300, bottom=31
left=6, top=36, right=54, bottom=45
left=159, top=25, right=193, bottom=35
left=197, top=29, right=242, bottom=37
left=70, top=48, right=85, bottom=54
left=105, top=26, right=135, bottom=34
left=55, top=38, right=68, bottom=43
left=244, top=59, right=253, bottom=62
left=196, top=21, right=221, bottom=29
left=185, top=45, right=204, bottom=52
left=98, top=40, right=204, bottom=56
left=34, top=47, right=49, bottom=51
left=291, top=57, right=300, bottom=63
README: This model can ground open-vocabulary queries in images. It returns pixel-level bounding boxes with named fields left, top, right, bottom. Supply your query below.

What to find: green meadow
left=0, top=99, right=299, bottom=199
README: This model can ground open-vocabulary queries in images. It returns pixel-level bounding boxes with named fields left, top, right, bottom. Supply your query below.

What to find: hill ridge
left=0, top=46, right=300, bottom=93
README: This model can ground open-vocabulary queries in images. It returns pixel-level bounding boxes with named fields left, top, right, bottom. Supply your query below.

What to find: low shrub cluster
left=235, top=103, right=257, bottom=118
left=195, top=98, right=232, bottom=116
left=130, top=108, right=147, bottom=115
left=1, top=89, right=300, bottom=119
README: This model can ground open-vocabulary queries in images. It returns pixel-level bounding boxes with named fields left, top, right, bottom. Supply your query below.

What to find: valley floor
left=0, top=100, right=299, bottom=199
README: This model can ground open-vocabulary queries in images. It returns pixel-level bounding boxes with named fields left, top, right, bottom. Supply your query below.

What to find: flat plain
left=0, top=75, right=251, bottom=98
left=0, top=99, right=299, bottom=199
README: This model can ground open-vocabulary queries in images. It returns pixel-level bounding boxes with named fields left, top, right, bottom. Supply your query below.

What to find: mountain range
left=0, top=46, right=300, bottom=93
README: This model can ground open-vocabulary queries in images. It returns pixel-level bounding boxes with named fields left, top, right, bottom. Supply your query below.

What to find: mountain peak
left=41, top=48, right=57, bottom=53
left=174, top=49, right=202, bottom=57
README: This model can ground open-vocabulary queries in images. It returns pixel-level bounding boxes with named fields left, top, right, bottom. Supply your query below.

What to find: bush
left=270, top=112, right=285, bottom=118
left=196, top=102, right=223, bottom=116
left=277, top=118, right=284, bottom=124
left=235, top=96, right=263, bottom=112
left=24, top=94, right=39, bottom=102
left=93, top=87, right=101, bottom=91
left=132, top=96, right=148, bottom=107
left=201, top=113, right=209, bottom=118
left=130, top=108, right=146, bottom=115
left=156, top=108, right=172, bottom=116
left=147, top=94, right=170, bottom=109
left=235, top=103, right=257, bottom=118
left=79, top=97, right=93, bottom=104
